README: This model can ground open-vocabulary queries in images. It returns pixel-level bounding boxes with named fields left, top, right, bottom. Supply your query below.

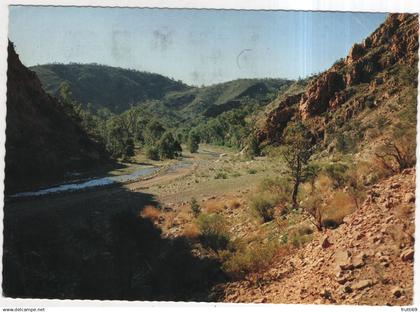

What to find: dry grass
left=228, top=199, right=241, bottom=209
left=140, top=205, right=161, bottom=222
left=316, top=174, right=334, bottom=193
left=221, top=240, right=279, bottom=279
left=164, top=211, right=176, bottom=228
left=322, top=191, right=355, bottom=225
left=205, top=200, right=226, bottom=214
left=183, top=223, right=201, bottom=239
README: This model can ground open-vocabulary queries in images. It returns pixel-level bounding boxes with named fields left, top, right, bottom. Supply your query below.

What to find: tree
left=187, top=131, right=200, bottom=153
left=245, top=133, right=260, bottom=158
left=281, top=121, right=314, bottom=208
left=105, top=116, right=134, bottom=159
left=144, top=119, right=166, bottom=146
left=158, top=132, right=182, bottom=159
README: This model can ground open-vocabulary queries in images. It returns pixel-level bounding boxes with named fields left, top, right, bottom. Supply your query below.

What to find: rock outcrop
left=260, top=13, right=418, bottom=144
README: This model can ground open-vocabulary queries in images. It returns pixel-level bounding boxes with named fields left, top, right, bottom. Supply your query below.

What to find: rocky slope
left=258, top=13, right=418, bottom=147
left=5, top=42, right=109, bottom=193
left=219, top=168, right=415, bottom=305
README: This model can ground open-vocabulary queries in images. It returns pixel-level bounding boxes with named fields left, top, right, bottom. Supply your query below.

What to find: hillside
left=5, top=42, right=109, bottom=193
left=258, top=13, right=418, bottom=159
left=220, top=168, right=415, bottom=305
left=30, top=63, right=189, bottom=114
left=31, top=63, right=290, bottom=118
left=210, top=12, right=418, bottom=305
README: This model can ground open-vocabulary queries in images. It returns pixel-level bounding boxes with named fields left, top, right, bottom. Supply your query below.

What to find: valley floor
left=3, top=145, right=415, bottom=305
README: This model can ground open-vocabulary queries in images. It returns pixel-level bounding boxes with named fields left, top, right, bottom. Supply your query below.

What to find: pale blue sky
left=9, top=6, right=387, bottom=86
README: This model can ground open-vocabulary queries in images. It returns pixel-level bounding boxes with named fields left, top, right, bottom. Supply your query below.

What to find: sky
left=8, top=6, right=387, bottom=86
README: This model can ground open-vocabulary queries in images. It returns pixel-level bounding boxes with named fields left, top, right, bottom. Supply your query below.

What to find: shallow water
left=11, top=166, right=160, bottom=198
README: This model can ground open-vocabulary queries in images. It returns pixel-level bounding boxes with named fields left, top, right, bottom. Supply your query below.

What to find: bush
left=259, top=177, right=292, bottom=204
left=290, top=229, right=313, bottom=248
left=323, top=191, right=355, bottom=225
left=158, top=132, right=182, bottom=159
left=247, top=168, right=257, bottom=174
left=221, top=241, right=279, bottom=279
left=323, top=163, right=349, bottom=189
left=205, top=200, right=225, bottom=214
left=190, top=198, right=201, bottom=218
left=249, top=194, right=276, bottom=223
left=183, top=223, right=200, bottom=239
left=214, top=171, right=227, bottom=179
left=227, top=199, right=241, bottom=209
left=140, top=205, right=161, bottom=222
left=187, top=131, right=200, bottom=153
left=197, top=213, right=230, bottom=253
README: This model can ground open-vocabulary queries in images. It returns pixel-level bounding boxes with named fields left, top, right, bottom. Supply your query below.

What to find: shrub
left=190, top=198, right=201, bottom=218
left=214, top=171, right=228, bottom=179
left=323, top=163, right=349, bottom=189
left=187, top=131, right=200, bottom=153
left=245, top=134, right=260, bottom=158
left=249, top=194, right=276, bottom=223
left=247, top=168, right=257, bottom=174
left=183, top=223, right=200, bottom=239
left=205, top=200, right=225, bottom=214
left=301, top=193, right=323, bottom=231
left=228, top=199, right=241, bottom=209
left=323, top=191, right=355, bottom=225
left=259, top=177, right=293, bottom=204
left=221, top=241, right=279, bottom=279
left=140, top=205, right=161, bottom=222
left=197, top=213, right=230, bottom=253
left=290, top=229, right=313, bottom=248
left=158, top=132, right=182, bottom=159
left=145, top=146, right=159, bottom=160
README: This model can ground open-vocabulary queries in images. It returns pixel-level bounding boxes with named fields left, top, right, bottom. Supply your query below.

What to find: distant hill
left=164, top=78, right=292, bottom=119
left=30, top=63, right=189, bottom=114
left=31, top=63, right=292, bottom=119
left=6, top=43, right=109, bottom=193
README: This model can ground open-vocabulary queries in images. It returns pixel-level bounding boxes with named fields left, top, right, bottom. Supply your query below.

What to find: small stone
left=321, top=235, right=332, bottom=249
left=391, top=183, right=401, bottom=189
left=400, top=248, right=414, bottom=261
left=352, top=279, right=373, bottom=290
left=343, top=215, right=352, bottom=224
left=352, top=254, right=365, bottom=268
left=340, top=284, right=353, bottom=293
left=337, top=276, right=348, bottom=285
left=253, top=297, right=267, bottom=304
left=391, top=286, right=404, bottom=298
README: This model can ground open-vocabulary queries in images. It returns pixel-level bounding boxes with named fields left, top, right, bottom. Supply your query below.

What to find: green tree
left=158, top=132, right=182, bottom=159
left=144, top=119, right=166, bottom=146
left=105, top=116, right=134, bottom=159
left=187, top=131, right=200, bottom=153
left=281, top=121, right=314, bottom=208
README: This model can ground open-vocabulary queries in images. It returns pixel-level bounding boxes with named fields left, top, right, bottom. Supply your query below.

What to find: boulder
left=352, top=279, right=373, bottom=290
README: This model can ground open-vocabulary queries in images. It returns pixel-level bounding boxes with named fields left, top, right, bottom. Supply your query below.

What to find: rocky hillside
left=258, top=13, right=418, bottom=152
left=219, top=168, right=415, bottom=305
left=5, top=42, right=109, bottom=193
